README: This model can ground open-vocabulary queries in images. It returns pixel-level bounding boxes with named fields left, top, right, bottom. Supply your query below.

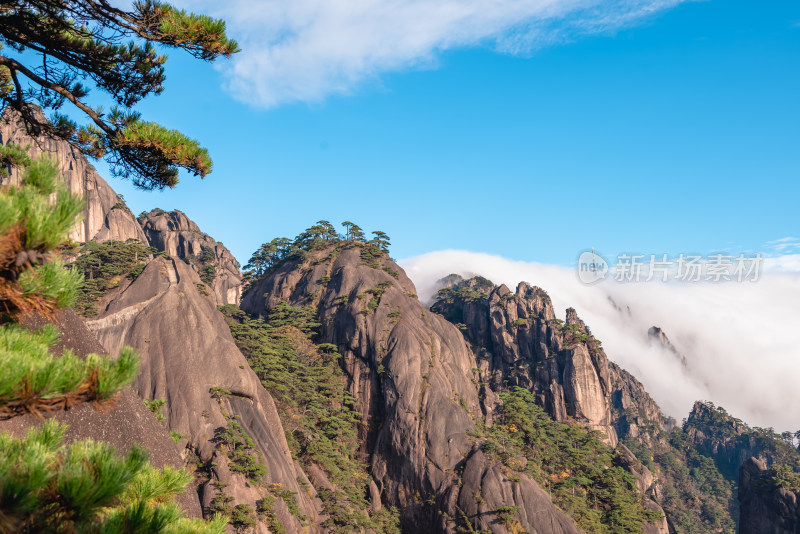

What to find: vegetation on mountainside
left=430, top=277, right=494, bottom=324
left=0, top=155, right=226, bottom=531
left=471, top=387, right=663, bottom=534
left=70, top=239, right=163, bottom=316
left=0, top=420, right=227, bottom=534
left=242, top=221, right=391, bottom=293
left=219, top=303, right=401, bottom=533
left=196, top=245, right=217, bottom=285
left=624, top=401, right=800, bottom=533
left=624, top=431, right=736, bottom=533
left=215, top=415, right=268, bottom=482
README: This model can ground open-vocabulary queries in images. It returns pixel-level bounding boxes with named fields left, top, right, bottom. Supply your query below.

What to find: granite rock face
left=431, top=275, right=670, bottom=532
left=86, top=257, right=318, bottom=532
left=241, top=244, right=584, bottom=533
left=739, top=457, right=800, bottom=534
left=0, top=108, right=146, bottom=244
left=433, top=277, right=622, bottom=444
left=138, top=209, right=242, bottom=305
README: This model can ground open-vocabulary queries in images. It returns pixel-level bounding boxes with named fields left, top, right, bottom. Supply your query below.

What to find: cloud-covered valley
left=400, top=250, right=800, bottom=432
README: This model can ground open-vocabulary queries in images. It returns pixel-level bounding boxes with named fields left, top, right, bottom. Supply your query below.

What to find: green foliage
left=0, top=142, right=31, bottom=177
left=369, top=231, right=390, bottom=252
left=763, top=464, right=800, bottom=492
left=209, top=386, right=231, bottom=399
left=242, top=222, right=392, bottom=294
left=219, top=304, right=400, bottom=533
left=0, top=324, right=139, bottom=419
left=70, top=239, right=157, bottom=316
left=431, top=278, right=494, bottom=326
left=266, top=300, right=320, bottom=335
left=625, top=428, right=736, bottom=533
left=359, top=243, right=384, bottom=269
left=559, top=323, right=592, bottom=345
left=257, top=494, right=286, bottom=534
left=196, top=245, right=217, bottom=284
left=383, top=265, right=399, bottom=279
left=144, top=398, right=166, bottom=421
left=629, top=401, right=800, bottom=533
left=216, top=416, right=268, bottom=482
left=0, top=420, right=227, bottom=533
left=364, top=281, right=392, bottom=314
left=475, top=387, right=663, bottom=534
left=269, top=482, right=305, bottom=521
left=208, top=482, right=254, bottom=533
left=0, top=0, right=237, bottom=189
left=169, top=430, right=183, bottom=444
left=0, top=158, right=84, bottom=314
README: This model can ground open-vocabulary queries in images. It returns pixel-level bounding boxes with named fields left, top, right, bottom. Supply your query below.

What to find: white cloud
left=766, top=236, right=800, bottom=253
left=399, top=250, right=800, bottom=432
left=173, top=0, right=685, bottom=108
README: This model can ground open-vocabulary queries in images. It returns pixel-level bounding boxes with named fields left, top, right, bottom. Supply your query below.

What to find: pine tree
left=0, top=155, right=225, bottom=532
left=370, top=230, right=390, bottom=253
left=0, top=0, right=238, bottom=189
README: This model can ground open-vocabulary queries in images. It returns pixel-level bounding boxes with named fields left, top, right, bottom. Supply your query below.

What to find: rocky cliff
left=0, top=108, right=146, bottom=244
left=241, top=243, right=668, bottom=533
left=240, top=243, right=583, bottom=533
left=138, top=209, right=243, bottom=305
left=431, top=275, right=670, bottom=448
left=739, top=458, right=800, bottom=534
left=85, top=255, right=318, bottom=532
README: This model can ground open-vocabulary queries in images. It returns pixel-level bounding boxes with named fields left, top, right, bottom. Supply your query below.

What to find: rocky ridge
left=138, top=208, right=243, bottom=305
left=0, top=108, right=146, bottom=244
left=241, top=244, right=668, bottom=533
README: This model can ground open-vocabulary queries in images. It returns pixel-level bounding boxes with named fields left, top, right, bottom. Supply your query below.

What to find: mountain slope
left=240, top=240, right=668, bottom=533
left=85, top=255, right=320, bottom=532
left=138, top=209, right=243, bottom=305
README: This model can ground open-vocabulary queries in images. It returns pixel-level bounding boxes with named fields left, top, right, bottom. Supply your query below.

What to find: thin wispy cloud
left=766, top=236, right=800, bottom=253
left=173, top=0, right=685, bottom=108
left=400, top=249, right=800, bottom=432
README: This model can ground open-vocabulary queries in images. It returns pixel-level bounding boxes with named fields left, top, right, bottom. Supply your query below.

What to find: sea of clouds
left=399, top=250, right=800, bottom=432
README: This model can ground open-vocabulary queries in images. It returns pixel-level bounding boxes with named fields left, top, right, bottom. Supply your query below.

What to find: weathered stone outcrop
left=0, top=108, right=146, bottom=244
left=86, top=256, right=318, bottom=532
left=608, top=362, right=670, bottom=447
left=433, top=277, right=621, bottom=444
left=138, top=209, right=242, bottom=305
left=242, top=244, right=582, bottom=533
left=648, top=326, right=688, bottom=368
left=739, top=457, right=800, bottom=534
left=432, top=275, right=671, bottom=531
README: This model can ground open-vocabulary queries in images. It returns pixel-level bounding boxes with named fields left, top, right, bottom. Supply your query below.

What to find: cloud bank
left=399, top=250, right=800, bottom=432
left=174, top=0, right=684, bottom=108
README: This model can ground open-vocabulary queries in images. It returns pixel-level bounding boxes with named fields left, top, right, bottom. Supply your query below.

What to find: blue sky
left=103, top=0, right=800, bottom=267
